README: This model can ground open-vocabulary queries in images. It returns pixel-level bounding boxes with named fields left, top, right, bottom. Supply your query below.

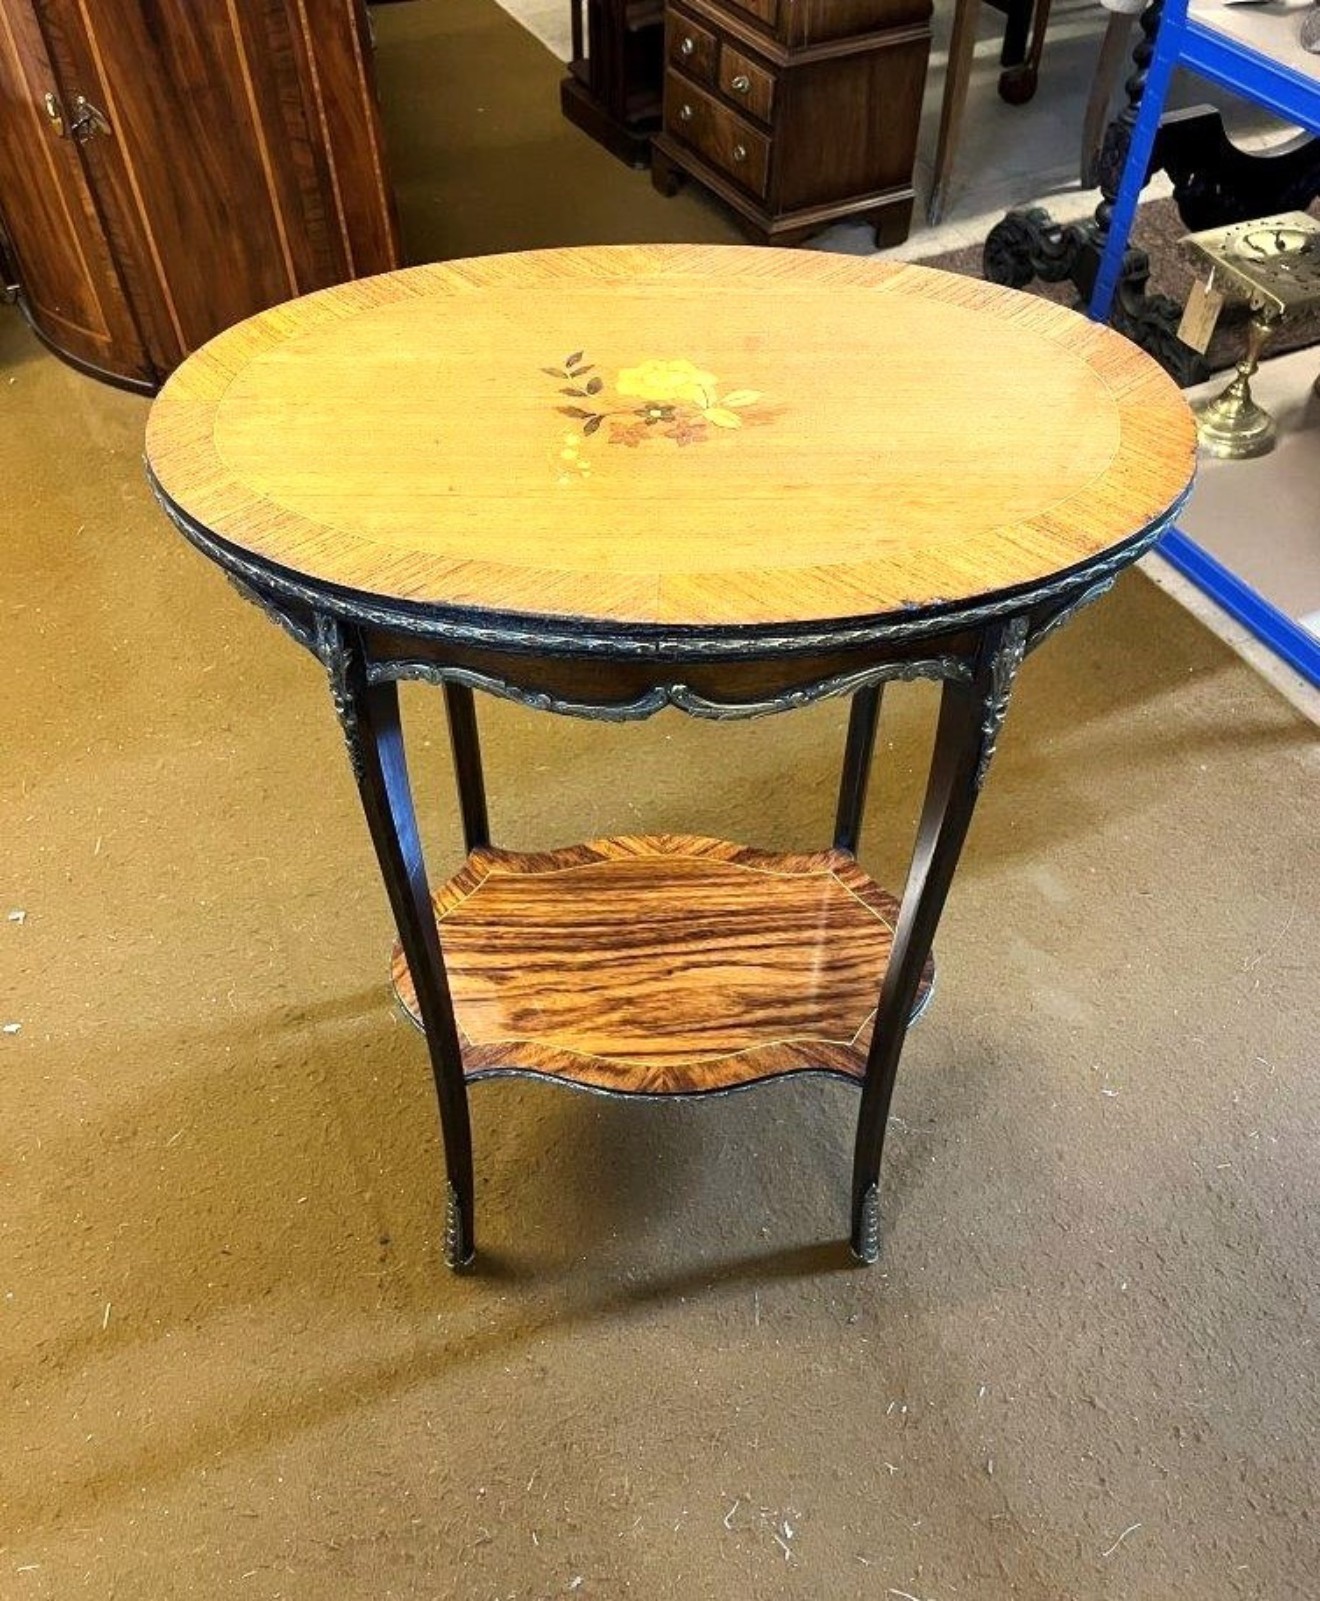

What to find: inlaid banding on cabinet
left=73, top=0, right=187, bottom=355
left=391, top=835, right=934, bottom=1096
left=0, top=2, right=110, bottom=340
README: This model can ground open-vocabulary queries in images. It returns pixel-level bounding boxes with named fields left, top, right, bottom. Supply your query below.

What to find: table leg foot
left=445, top=1181, right=476, bottom=1271
left=851, top=1182, right=881, bottom=1264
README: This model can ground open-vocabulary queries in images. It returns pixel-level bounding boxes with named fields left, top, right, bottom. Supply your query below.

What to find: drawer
left=664, top=71, right=770, bottom=197
left=718, top=45, right=775, bottom=124
left=722, top=0, right=778, bottom=29
left=666, top=10, right=718, bottom=85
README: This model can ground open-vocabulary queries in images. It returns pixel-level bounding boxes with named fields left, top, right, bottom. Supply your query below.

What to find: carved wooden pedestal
left=561, top=0, right=665, bottom=166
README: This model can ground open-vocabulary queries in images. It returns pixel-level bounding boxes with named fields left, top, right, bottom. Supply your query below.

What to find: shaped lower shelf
left=392, top=834, right=933, bottom=1097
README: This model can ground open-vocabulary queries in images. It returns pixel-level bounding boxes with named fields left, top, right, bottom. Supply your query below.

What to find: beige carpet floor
left=2, top=2, right=1318, bottom=1596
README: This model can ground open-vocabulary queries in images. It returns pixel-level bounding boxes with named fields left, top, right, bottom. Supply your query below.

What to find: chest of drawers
left=651, top=0, right=931, bottom=246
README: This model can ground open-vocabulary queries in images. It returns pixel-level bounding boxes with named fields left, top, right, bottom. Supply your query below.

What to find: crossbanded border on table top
left=145, top=245, right=1197, bottom=632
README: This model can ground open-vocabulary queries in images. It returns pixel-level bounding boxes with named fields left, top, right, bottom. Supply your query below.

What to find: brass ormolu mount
left=1181, top=212, right=1320, bottom=460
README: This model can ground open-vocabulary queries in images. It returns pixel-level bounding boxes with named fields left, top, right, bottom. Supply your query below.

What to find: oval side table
left=145, top=245, right=1197, bottom=1272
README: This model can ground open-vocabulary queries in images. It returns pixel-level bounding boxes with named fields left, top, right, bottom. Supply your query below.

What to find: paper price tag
left=1177, top=275, right=1225, bottom=354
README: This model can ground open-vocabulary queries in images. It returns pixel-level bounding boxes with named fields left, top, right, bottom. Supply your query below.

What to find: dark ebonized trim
left=147, top=465, right=1191, bottom=665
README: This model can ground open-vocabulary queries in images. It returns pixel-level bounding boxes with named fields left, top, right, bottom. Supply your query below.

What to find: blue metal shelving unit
left=1088, top=0, right=1320, bottom=687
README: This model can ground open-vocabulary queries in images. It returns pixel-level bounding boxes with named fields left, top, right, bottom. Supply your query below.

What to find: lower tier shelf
left=392, top=835, right=933, bottom=1097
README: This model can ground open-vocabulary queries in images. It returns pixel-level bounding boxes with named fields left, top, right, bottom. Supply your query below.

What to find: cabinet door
left=0, top=0, right=152, bottom=385
left=33, top=0, right=400, bottom=374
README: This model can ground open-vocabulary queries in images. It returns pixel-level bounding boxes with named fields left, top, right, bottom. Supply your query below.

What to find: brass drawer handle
left=731, top=73, right=752, bottom=94
left=680, top=35, right=695, bottom=56
left=679, top=103, right=693, bottom=121
left=69, top=94, right=111, bottom=143
left=43, top=91, right=66, bottom=138
left=42, top=89, right=110, bottom=142
left=732, top=143, right=747, bottom=163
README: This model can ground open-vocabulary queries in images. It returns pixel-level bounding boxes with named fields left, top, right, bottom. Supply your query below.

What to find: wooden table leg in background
left=929, top=0, right=982, bottom=226
left=999, top=0, right=1055, bottom=104
left=1081, top=8, right=1138, bottom=187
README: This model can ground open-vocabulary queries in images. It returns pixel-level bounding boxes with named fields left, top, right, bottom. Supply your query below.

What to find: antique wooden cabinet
left=0, top=0, right=400, bottom=390
left=561, top=0, right=666, bottom=166
left=651, top=0, right=931, bottom=246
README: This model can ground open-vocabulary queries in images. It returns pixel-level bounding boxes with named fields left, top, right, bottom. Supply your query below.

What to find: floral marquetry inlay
left=545, top=351, right=767, bottom=478
left=146, top=246, right=1197, bottom=627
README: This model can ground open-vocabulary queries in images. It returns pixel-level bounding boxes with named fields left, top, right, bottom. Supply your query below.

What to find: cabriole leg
left=319, top=620, right=477, bottom=1270
left=850, top=619, right=1027, bottom=1262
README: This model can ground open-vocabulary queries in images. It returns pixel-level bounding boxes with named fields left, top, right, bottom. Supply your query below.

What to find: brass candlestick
left=1192, top=307, right=1279, bottom=460
left=1181, top=212, right=1320, bottom=460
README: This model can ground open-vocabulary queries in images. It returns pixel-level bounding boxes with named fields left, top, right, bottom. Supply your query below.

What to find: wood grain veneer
left=663, top=72, right=770, bottom=194
left=390, top=835, right=934, bottom=1096
left=668, top=8, right=718, bottom=80
left=1, top=0, right=398, bottom=386
left=42, top=0, right=400, bottom=369
left=0, top=0, right=150, bottom=382
left=560, top=0, right=667, bottom=167
left=146, top=245, right=1198, bottom=631
left=655, top=0, right=931, bottom=244
left=718, top=44, right=775, bottom=122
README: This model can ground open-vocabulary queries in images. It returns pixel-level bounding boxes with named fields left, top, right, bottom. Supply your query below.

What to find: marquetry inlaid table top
left=145, top=244, right=1196, bottom=634
left=145, top=245, right=1201, bottom=1268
